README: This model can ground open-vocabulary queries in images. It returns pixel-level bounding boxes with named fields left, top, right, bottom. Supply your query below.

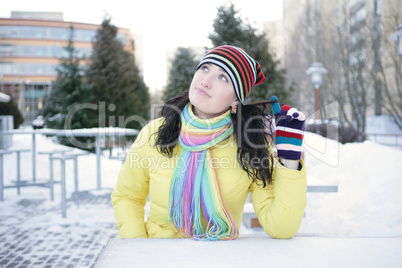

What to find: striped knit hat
left=196, top=45, right=265, bottom=104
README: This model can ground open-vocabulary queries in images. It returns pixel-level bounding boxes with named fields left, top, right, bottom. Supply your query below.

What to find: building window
left=11, top=44, right=91, bottom=58
left=0, top=63, right=58, bottom=75
left=0, top=25, right=97, bottom=42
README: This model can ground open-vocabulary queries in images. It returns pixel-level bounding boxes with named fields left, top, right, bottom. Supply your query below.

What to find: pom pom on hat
left=196, top=45, right=265, bottom=104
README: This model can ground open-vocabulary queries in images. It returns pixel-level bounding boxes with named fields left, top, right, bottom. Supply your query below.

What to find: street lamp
left=389, top=24, right=402, bottom=58
left=306, top=62, right=328, bottom=119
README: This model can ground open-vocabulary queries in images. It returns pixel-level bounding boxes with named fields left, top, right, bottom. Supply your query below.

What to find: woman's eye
left=219, top=75, right=228, bottom=82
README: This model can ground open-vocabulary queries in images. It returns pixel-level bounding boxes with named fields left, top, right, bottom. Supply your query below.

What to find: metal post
left=0, top=154, right=3, bottom=201
left=16, top=151, right=21, bottom=195
left=73, top=156, right=78, bottom=193
left=314, top=87, right=320, bottom=119
left=32, top=132, right=36, bottom=182
left=49, top=153, right=54, bottom=201
left=96, top=135, right=101, bottom=190
left=0, top=151, right=11, bottom=201
left=60, top=158, right=66, bottom=218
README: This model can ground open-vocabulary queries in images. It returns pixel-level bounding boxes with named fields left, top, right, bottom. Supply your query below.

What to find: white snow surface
left=97, top=236, right=402, bottom=268
left=300, top=132, right=402, bottom=236
left=1, top=130, right=402, bottom=238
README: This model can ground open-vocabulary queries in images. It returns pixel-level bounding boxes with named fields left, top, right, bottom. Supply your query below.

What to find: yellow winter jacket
left=111, top=118, right=307, bottom=239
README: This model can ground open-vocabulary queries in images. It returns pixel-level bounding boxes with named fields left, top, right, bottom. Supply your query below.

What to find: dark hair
left=154, top=91, right=275, bottom=187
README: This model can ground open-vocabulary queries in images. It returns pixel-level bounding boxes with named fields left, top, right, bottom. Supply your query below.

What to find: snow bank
left=300, top=132, right=402, bottom=236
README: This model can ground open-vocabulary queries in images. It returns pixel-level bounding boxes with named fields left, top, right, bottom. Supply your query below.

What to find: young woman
left=111, top=45, right=307, bottom=241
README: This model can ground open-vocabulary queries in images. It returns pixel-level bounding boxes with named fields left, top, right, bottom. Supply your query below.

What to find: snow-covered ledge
left=96, top=236, right=402, bottom=267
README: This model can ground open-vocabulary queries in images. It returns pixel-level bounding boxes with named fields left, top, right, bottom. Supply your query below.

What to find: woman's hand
left=270, top=96, right=305, bottom=167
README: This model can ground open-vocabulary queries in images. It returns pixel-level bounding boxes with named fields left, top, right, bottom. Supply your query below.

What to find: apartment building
left=264, top=0, right=400, bottom=119
left=0, top=11, right=141, bottom=124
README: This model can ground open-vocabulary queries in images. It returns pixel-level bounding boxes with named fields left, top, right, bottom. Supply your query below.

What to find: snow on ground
left=300, top=132, right=402, bottom=236
left=1, top=130, right=402, bottom=238
left=1, top=131, right=123, bottom=219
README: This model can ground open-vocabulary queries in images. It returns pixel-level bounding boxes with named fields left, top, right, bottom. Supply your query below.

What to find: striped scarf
left=168, top=103, right=239, bottom=241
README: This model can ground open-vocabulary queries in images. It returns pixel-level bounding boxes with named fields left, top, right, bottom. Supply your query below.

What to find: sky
left=0, top=0, right=283, bottom=90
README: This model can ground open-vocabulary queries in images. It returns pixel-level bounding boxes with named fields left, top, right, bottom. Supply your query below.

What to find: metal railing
left=366, top=133, right=402, bottom=150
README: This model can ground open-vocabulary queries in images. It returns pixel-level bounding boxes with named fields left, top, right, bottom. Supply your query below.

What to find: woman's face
left=189, top=63, right=238, bottom=119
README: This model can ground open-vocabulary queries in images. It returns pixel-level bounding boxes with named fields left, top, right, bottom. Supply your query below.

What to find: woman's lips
left=196, top=87, right=211, bottom=97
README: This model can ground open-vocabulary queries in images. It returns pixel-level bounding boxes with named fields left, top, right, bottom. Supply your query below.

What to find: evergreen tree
left=86, top=17, right=150, bottom=130
left=209, top=4, right=247, bottom=49
left=41, top=25, right=95, bottom=129
left=162, top=47, right=198, bottom=102
left=209, top=3, right=292, bottom=104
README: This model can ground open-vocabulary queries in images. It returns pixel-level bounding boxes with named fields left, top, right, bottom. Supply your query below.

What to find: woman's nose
left=201, top=74, right=212, bottom=88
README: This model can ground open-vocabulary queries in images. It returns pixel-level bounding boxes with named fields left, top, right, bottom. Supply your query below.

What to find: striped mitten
left=270, top=96, right=305, bottom=160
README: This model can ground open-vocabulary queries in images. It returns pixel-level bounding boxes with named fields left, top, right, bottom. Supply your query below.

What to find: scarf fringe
left=193, top=210, right=239, bottom=241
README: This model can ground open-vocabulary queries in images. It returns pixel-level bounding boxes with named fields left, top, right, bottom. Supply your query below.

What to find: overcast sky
left=0, top=0, right=282, bottom=90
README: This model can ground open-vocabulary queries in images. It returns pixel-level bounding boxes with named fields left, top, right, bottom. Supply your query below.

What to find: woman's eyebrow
left=218, top=67, right=227, bottom=73
left=202, top=63, right=227, bottom=74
